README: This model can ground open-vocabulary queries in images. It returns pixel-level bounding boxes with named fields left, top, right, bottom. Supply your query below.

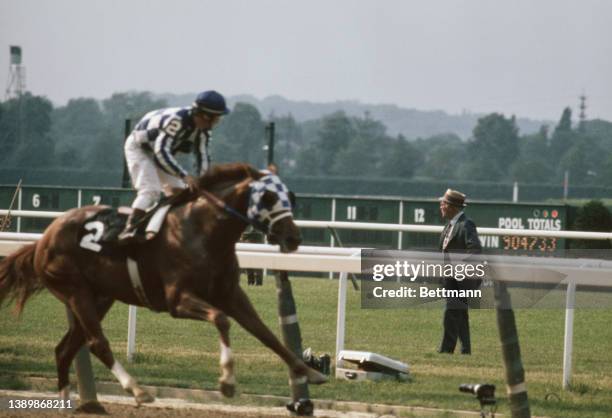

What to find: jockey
left=118, top=90, right=230, bottom=241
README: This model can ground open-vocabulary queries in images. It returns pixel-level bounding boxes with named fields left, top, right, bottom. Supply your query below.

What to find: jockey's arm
left=195, top=131, right=211, bottom=176
left=153, top=121, right=189, bottom=179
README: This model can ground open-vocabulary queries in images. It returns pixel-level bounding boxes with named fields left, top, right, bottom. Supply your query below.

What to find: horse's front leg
left=225, top=286, right=328, bottom=385
left=169, top=292, right=235, bottom=397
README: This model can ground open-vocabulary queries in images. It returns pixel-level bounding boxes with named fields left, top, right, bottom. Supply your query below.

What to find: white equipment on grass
left=336, top=350, right=410, bottom=382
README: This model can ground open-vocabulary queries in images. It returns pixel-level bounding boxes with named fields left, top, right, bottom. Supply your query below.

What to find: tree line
left=1, top=91, right=611, bottom=188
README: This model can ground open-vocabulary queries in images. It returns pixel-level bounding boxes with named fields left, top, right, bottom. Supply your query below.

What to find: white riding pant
left=124, top=133, right=186, bottom=210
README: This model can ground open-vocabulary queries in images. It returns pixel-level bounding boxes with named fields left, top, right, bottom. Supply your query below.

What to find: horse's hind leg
left=68, top=288, right=154, bottom=405
left=55, top=297, right=114, bottom=401
left=170, top=292, right=235, bottom=397
left=55, top=324, right=84, bottom=401
left=225, top=287, right=327, bottom=385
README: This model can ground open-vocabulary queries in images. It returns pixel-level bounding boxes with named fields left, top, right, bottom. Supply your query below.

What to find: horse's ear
left=247, top=165, right=264, bottom=180
left=288, top=191, right=296, bottom=208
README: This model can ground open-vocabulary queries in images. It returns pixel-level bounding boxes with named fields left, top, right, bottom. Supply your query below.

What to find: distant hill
left=158, top=93, right=552, bottom=140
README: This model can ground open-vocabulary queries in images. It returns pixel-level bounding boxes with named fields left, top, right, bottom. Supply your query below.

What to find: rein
left=199, top=188, right=270, bottom=235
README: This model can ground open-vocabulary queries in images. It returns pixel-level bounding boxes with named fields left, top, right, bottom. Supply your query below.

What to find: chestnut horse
left=0, top=162, right=326, bottom=407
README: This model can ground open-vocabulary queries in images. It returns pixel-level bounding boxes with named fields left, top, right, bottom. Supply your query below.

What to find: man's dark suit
left=438, top=213, right=482, bottom=354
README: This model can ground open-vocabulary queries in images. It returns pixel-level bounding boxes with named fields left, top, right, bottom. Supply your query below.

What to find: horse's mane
left=197, top=162, right=262, bottom=190
left=171, top=163, right=263, bottom=206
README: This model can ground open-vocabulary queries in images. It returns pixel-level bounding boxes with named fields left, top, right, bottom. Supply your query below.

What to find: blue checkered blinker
left=247, top=174, right=293, bottom=228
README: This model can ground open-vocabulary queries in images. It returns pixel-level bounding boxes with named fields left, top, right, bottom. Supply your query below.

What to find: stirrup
left=117, top=227, right=137, bottom=241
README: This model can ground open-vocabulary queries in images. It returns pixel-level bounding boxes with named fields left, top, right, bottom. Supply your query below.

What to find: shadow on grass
left=0, top=373, right=31, bottom=390
left=529, top=385, right=611, bottom=418
left=567, top=381, right=601, bottom=396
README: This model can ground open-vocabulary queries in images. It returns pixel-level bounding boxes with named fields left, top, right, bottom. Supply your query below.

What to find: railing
left=3, top=209, right=612, bottom=240
left=1, top=209, right=611, bottom=390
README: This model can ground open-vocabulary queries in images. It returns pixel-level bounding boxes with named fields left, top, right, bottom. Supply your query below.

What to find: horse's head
left=246, top=174, right=301, bottom=253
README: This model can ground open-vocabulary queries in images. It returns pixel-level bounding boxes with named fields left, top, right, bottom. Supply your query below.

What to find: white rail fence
left=5, top=208, right=612, bottom=240
left=1, top=209, right=611, bottom=390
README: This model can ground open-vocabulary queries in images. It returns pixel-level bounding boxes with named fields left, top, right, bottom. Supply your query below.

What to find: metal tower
left=578, top=93, right=587, bottom=132
left=5, top=46, right=26, bottom=100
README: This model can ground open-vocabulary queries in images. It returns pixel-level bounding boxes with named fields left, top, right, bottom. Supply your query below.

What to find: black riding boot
left=118, top=208, right=146, bottom=242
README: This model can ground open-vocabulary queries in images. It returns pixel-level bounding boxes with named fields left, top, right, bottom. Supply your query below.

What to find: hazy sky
left=1, top=0, right=611, bottom=121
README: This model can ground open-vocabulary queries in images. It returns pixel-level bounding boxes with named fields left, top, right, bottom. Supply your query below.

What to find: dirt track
left=0, top=391, right=380, bottom=418
left=0, top=401, right=292, bottom=418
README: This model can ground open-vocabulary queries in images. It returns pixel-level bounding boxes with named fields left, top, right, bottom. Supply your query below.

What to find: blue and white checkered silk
left=247, top=174, right=292, bottom=224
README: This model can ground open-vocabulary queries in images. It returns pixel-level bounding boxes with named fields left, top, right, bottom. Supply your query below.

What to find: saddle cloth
left=77, top=204, right=171, bottom=256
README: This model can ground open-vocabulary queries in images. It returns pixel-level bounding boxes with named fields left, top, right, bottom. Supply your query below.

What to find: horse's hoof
left=76, top=401, right=108, bottom=414
left=219, top=381, right=235, bottom=398
left=286, top=398, right=314, bottom=416
left=135, top=390, right=155, bottom=405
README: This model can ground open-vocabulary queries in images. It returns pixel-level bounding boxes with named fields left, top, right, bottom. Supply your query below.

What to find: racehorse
left=0, top=162, right=326, bottom=408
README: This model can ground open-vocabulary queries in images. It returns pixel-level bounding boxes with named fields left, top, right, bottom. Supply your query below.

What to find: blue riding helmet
left=193, top=90, right=230, bottom=115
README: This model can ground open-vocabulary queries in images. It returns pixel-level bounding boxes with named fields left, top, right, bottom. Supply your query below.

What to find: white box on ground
left=336, top=350, right=410, bottom=381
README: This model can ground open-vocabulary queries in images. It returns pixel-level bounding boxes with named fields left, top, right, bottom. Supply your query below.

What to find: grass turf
left=1, top=276, right=611, bottom=417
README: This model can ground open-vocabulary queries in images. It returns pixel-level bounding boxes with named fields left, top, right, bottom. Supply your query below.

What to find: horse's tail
left=0, top=243, right=42, bottom=316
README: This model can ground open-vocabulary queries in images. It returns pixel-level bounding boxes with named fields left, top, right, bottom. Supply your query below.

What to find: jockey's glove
left=183, top=175, right=199, bottom=193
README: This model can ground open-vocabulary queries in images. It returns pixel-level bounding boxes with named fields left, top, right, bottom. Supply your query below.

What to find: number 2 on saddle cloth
left=78, top=204, right=168, bottom=256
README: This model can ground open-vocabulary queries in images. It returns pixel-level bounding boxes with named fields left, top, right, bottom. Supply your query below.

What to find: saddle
left=78, top=203, right=171, bottom=256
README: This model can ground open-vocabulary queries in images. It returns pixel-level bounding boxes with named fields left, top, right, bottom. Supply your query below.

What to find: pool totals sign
left=479, top=207, right=565, bottom=252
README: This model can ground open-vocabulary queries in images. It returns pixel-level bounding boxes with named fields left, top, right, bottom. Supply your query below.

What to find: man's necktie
left=442, top=223, right=453, bottom=249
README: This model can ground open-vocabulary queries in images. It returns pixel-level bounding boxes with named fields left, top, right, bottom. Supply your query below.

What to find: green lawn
left=1, top=276, right=611, bottom=417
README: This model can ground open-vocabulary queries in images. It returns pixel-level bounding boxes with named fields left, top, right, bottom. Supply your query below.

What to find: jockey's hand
left=183, top=175, right=199, bottom=192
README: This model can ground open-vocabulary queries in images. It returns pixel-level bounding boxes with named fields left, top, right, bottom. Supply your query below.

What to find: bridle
left=262, top=204, right=293, bottom=231
left=199, top=188, right=269, bottom=234
left=198, top=174, right=294, bottom=237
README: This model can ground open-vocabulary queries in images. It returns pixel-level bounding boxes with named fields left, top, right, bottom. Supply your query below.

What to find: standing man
left=118, top=90, right=230, bottom=241
left=438, top=189, right=482, bottom=354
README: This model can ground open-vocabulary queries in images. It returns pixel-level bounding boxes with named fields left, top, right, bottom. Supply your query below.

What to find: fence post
left=335, top=271, right=347, bottom=369
left=16, top=186, right=22, bottom=233
left=398, top=200, right=404, bottom=249
left=275, top=271, right=312, bottom=416
left=563, top=282, right=576, bottom=390
left=127, top=305, right=138, bottom=362
left=494, top=281, right=531, bottom=418
left=65, top=309, right=105, bottom=413
left=513, top=181, right=519, bottom=203
left=329, top=198, right=336, bottom=280
left=334, top=250, right=360, bottom=371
